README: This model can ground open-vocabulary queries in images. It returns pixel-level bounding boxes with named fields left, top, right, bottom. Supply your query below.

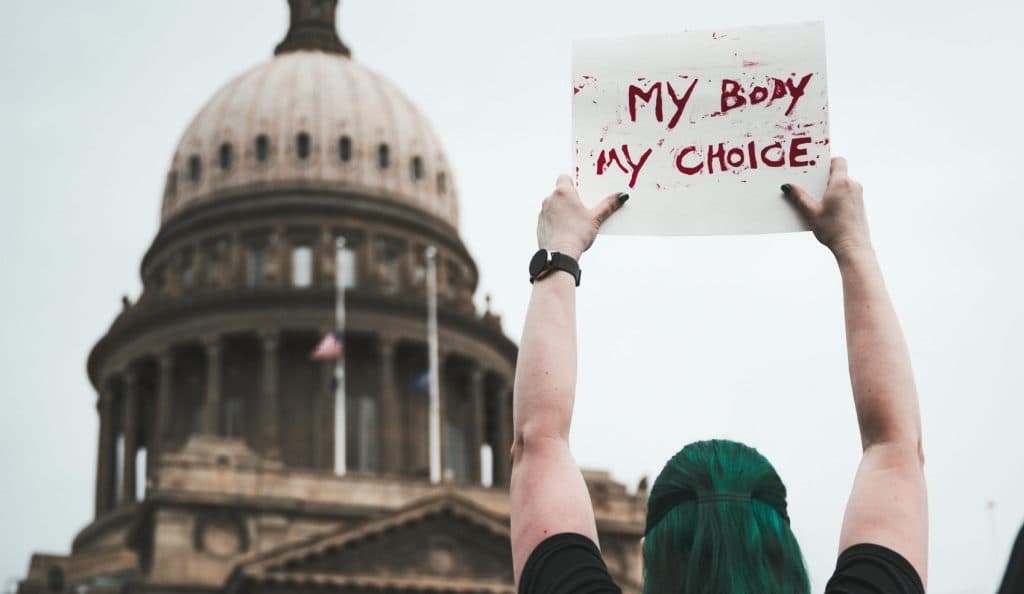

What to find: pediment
left=237, top=493, right=514, bottom=592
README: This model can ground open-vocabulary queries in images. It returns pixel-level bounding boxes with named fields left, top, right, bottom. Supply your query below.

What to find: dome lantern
left=275, top=0, right=350, bottom=57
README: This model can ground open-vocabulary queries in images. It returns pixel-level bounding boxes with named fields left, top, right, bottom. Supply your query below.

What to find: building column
left=153, top=350, right=173, bottom=466
left=122, top=369, right=139, bottom=503
left=469, top=367, right=486, bottom=484
left=377, top=335, right=401, bottom=475
left=94, top=387, right=115, bottom=517
left=494, top=379, right=513, bottom=487
left=202, top=336, right=222, bottom=435
left=261, top=330, right=281, bottom=459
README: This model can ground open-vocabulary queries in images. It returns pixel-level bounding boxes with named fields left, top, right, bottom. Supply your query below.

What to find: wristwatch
left=529, top=249, right=581, bottom=286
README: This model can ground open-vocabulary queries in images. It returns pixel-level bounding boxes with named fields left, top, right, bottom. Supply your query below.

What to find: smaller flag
left=311, top=331, right=343, bottom=361
left=412, top=371, right=430, bottom=393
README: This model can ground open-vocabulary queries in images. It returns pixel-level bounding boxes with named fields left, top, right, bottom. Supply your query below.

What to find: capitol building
left=17, top=2, right=644, bottom=594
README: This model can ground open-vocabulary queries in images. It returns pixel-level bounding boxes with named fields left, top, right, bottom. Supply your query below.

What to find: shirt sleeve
left=824, top=543, right=925, bottom=594
left=518, top=533, right=622, bottom=594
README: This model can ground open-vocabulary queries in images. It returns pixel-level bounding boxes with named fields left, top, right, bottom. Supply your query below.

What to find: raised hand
left=536, top=175, right=628, bottom=260
left=782, top=157, right=870, bottom=259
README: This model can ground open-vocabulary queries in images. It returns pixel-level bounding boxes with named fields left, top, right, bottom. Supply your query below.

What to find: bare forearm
left=513, top=273, right=578, bottom=444
left=837, top=246, right=921, bottom=450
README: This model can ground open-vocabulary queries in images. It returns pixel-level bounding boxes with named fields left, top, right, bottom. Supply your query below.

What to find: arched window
left=219, top=143, right=233, bottom=170
left=411, top=156, right=424, bottom=180
left=377, top=144, right=390, bottom=169
left=296, top=132, right=311, bottom=160
left=338, top=135, right=352, bottom=162
left=188, top=155, right=202, bottom=182
left=437, top=171, right=447, bottom=194
left=311, top=0, right=324, bottom=18
left=255, top=135, right=270, bottom=162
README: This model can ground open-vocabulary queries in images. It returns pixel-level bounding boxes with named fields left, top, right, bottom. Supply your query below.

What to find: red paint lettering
left=746, top=141, right=759, bottom=169
left=707, top=142, right=727, bottom=174
left=665, top=79, right=699, bottom=130
left=675, top=146, right=703, bottom=175
left=726, top=147, right=745, bottom=168
left=596, top=144, right=653, bottom=188
left=761, top=142, right=786, bottom=167
left=788, top=137, right=813, bottom=166
left=720, top=79, right=746, bottom=113
left=628, top=82, right=663, bottom=123
left=783, top=73, right=813, bottom=116
left=750, top=85, right=769, bottom=104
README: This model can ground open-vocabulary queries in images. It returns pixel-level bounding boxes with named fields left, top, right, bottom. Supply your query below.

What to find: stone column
left=469, top=367, right=486, bottom=484
left=94, top=387, right=115, bottom=517
left=494, top=379, right=513, bottom=487
left=261, top=330, right=281, bottom=459
left=377, top=335, right=401, bottom=474
left=202, top=336, right=222, bottom=436
left=122, top=369, right=139, bottom=503
left=153, top=350, right=173, bottom=465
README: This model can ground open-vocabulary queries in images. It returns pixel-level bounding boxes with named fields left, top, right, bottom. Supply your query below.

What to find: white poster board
left=573, top=22, right=830, bottom=235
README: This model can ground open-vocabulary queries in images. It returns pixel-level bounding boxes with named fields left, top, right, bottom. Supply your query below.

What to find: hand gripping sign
left=573, top=22, right=830, bottom=235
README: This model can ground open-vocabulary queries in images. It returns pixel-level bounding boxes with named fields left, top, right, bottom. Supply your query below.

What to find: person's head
left=642, top=439, right=809, bottom=594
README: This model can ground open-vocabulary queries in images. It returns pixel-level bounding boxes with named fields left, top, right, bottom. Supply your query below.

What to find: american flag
left=311, top=331, right=343, bottom=361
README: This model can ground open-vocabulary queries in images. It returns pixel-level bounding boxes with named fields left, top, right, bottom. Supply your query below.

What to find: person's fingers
left=781, top=183, right=817, bottom=217
left=591, top=191, right=630, bottom=226
left=830, top=156, right=848, bottom=178
left=555, top=174, right=575, bottom=194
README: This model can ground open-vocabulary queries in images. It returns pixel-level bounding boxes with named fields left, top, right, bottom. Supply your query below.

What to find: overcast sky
left=2, top=1, right=1022, bottom=593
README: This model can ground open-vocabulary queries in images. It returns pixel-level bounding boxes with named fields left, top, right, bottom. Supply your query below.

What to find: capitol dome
left=161, top=5, right=458, bottom=228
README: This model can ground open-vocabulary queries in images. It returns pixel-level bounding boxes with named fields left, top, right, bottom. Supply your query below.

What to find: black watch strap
left=529, top=249, right=582, bottom=286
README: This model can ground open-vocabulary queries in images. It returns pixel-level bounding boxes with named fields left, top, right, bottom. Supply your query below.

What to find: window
left=339, top=244, right=357, bottom=289
left=255, top=135, right=270, bottom=162
left=376, top=238, right=400, bottom=291
left=411, top=156, right=424, bottom=180
left=297, top=132, right=311, bottom=160
left=444, top=418, right=467, bottom=482
left=437, top=171, right=447, bottom=194
left=224, top=397, right=243, bottom=437
left=181, top=262, right=194, bottom=288
left=291, top=245, right=313, bottom=288
left=348, top=393, right=378, bottom=472
left=377, top=144, right=390, bottom=169
left=135, top=447, right=147, bottom=497
left=219, top=142, right=233, bottom=170
left=188, top=155, right=202, bottom=182
left=311, top=0, right=323, bottom=17
left=245, top=246, right=268, bottom=288
left=338, top=135, right=352, bottom=162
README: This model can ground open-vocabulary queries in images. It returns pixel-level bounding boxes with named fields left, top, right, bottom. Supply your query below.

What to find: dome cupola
left=161, top=0, right=458, bottom=229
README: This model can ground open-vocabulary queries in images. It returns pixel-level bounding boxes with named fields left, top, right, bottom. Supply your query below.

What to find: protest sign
left=573, top=22, right=830, bottom=235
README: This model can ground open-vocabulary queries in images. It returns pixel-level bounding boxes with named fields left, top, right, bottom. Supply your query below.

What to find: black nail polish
left=618, top=192, right=630, bottom=204
left=780, top=184, right=791, bottom=196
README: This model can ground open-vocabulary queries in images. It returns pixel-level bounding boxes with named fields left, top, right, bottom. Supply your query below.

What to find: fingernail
left=618, top=192, right=630, bottom=204
left=780, top=184, right=792, bottom=196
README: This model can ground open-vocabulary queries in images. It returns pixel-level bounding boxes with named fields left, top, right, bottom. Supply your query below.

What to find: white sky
left=2, top=2, right=1022, bottom=593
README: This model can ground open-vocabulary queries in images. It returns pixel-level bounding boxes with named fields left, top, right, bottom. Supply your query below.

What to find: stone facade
left=17, top=2, right=646, bottom=594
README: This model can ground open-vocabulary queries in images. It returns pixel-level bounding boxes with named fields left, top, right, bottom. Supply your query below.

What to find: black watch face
left=529, top=249, right=550, bottom=278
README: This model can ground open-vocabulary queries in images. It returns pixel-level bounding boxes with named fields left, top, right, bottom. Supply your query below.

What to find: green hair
left=642, top=440, right=810, bottom=594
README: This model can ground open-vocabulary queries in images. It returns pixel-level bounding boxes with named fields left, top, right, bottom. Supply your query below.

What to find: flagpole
left=334, top=237, right=347, bottom=476
left=426, top=246, right=441, bottom=484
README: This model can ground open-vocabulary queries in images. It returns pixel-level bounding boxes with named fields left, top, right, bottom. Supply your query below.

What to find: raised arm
left=785, top=158, right=928, bottom=585
left=509, top=176, right=626, bottom=583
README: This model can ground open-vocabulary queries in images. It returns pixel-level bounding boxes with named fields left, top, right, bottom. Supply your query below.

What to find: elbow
left=511, top=419, right=569, bottom=468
